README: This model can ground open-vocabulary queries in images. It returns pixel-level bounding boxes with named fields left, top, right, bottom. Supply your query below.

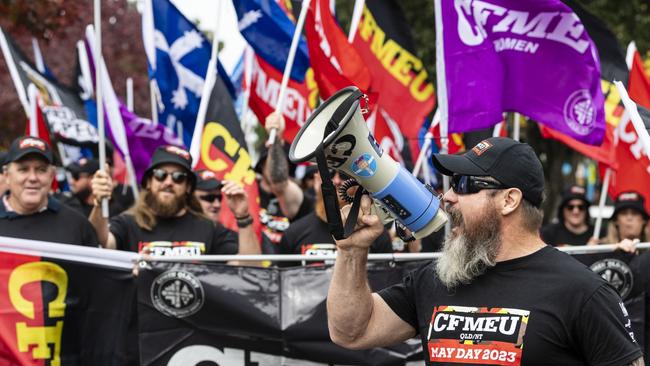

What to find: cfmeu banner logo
left=0, top=238, right=137, bottom=365
left=0, top=253, right=68, bottom=366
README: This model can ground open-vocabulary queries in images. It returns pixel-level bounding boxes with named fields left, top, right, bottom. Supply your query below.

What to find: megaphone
left=289, top=86, right=447, bottom=240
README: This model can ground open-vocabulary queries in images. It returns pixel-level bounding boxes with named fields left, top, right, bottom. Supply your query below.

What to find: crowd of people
left=1, top=122, right=649, bottom=362
left=1, top=116, right=647, bottom=262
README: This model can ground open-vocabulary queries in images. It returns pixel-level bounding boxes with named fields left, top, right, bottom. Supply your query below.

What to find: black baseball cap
left=141, top=145, right=196, bottom=188
left=612, top=191, right=649, bottom=220
left=67, top=158, right=100, bottom=175
left=431, top=137, right=544, bottom=206
left=6, top=136, right=53, bottom=164
left=195, top=169, right=221, bottom=191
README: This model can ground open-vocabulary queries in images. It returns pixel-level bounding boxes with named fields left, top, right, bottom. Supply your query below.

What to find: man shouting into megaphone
left=327, top=137, right=643, bottom=365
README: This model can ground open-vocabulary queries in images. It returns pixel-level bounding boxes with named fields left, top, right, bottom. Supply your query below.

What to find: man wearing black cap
left=327, top=137, right=642, bottom=365
left=61, top=158, right=134, bottom=217
left=193, top=169, right=260, bottom=255
left=90, top=145, right=260, bottom=258
left=0, top=136, right=98, bottom=246
left=541, top=185, right=597, bottom=246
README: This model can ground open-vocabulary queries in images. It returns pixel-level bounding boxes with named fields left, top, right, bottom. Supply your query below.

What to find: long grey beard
left=435, top=205, right=501, bottom=290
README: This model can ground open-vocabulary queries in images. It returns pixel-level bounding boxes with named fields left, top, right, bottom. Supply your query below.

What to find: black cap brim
left=12, top=150, right=52, bottom=164
left=613, top=203, right=649, bottom=220
left=431, top=154, right=487, bottom=177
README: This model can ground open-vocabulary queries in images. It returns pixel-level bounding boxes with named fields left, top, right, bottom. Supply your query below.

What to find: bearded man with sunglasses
left=89, top=145, right=260, bottom=258
left=327, top=137, right=643, bottom=365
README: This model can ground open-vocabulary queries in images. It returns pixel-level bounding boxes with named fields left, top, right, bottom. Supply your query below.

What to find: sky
left=137, top=0, right=247, bottom=75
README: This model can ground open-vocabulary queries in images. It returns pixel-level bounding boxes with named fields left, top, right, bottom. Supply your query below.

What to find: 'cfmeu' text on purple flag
left=436, top=0, right=605, bottom=145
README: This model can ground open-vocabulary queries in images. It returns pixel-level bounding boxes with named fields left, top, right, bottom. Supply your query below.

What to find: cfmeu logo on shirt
left=428, top=306, right=529, bottom=365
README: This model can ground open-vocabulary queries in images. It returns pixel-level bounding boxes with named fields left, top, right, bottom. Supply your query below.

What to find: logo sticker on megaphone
left=289, top=87, right=447, bottom=240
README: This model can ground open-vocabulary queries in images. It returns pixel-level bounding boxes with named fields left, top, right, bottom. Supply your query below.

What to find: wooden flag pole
left=267, top=0, right=311, bottom=145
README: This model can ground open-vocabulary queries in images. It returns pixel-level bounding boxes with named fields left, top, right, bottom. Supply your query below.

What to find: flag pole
left=513, top=112, right=521, bottom=141
left=28, top=84, right=39, bottom=136
left=267, top=0, right=312, bottom=145
left=190, top=0, right=223, bottom=167
left=413, top=108, right=439, bottom=177
left=150, top=80, right=159, bottom=125
left=348, top=0, right=365, bottom=42
left=592, top=167, right=611, bottom=240
left=94, top=0, right=109, bottom=218
left=126, top=77, right=134, bottom=112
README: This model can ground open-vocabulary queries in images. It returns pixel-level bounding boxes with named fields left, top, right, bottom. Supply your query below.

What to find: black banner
left=1, top=238, right=647, bottom=365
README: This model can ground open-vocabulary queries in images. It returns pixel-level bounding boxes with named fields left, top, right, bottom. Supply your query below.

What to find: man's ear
left=501, top=188, right=523, bottom=216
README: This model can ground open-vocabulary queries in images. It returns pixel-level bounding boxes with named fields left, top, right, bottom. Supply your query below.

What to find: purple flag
left=435, top=0, right=605, bottom=145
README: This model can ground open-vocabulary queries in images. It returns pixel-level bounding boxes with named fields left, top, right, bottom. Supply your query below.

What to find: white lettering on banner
left=432, top=313, right=520, bottom=335
left=454, top=0, right=589, bottom=53
left=128, top=118, right=182, bottom=145
left=493, top=38, right=539, bottom=53
left=167, top=345, right=346, bottom=366
left=42, top=106, right=99, bottom=143
left=253, top=60, right=310, bottom=126
left=615, top=112, right=650, bottom=174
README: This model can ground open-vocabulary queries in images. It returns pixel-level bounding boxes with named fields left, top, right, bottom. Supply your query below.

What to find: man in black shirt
left=327, top=137, right=643, bottom=365
left=61, top=158, right=134, bottom=217
left=540, top=185, right=597, bottom=246
left=278, top=170, right=392, bottom=266
left=0, top=136, right=98, bottom=246
left=90, top=145, right=259, bottom=259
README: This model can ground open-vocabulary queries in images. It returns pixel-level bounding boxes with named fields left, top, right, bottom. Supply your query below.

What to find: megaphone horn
left=289, top=87, right=447, bottom=240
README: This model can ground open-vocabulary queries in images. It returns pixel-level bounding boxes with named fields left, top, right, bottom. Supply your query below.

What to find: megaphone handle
left=343, top=187, right=366, bottom=237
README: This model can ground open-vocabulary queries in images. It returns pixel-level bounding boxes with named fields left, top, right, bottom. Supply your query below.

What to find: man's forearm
left=626, top=357, right=645, bottom=366
left=268, top=138, right=289, bottom=184
left=327, top=247, right=374, bottom=347
left=88, top=206, right=113, bottom=249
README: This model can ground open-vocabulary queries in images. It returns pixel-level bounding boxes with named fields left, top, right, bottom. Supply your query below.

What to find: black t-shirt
left=109, top=212, right=238, bottom=256
left=0, top=195, right=98, bottom=247
left=540, top=222, right=595, bottom=246
left=378, top=246, right=642, bottom=365
left=61, top=184, right=134, bottom=218
left=258, top=188, right=314, bottom=245
left=278, top=212, right=392, bottom=266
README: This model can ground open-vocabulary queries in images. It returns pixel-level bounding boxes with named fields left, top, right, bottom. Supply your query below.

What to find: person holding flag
left=0, top=136, right=98, bottom=247
left=602, top=191, right=649, bottom=251
left=89, top=145, right=260, bottom=261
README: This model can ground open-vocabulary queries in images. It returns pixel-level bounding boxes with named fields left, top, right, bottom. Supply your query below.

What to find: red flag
left=603, top=47, right=650, bottom=212
left=304, top=0, right=371, bottom=99
left=352, top=1, right=435, bottom=139
left=25, top=95, right=58, bottom=191
left=540, top=124, right=617, bottom=167
left=248, top=55, right=318, bottom=142
left=629, top=49, right=650, bottom=108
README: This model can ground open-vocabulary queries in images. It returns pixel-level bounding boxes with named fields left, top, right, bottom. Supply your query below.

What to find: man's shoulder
left=532, top=246, right=607, bottom=288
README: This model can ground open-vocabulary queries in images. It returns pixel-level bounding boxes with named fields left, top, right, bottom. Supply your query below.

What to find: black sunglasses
left=199, top=194, right=222, bottom=203
left=152, top=168, right=189, bottom=184
left=566, top=203, right=586, bottom=211
left=451, top=174, right=508, bottom=195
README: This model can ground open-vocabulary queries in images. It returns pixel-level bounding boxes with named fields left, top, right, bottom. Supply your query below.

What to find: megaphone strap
left=324, top=89, right=364, bottom=139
